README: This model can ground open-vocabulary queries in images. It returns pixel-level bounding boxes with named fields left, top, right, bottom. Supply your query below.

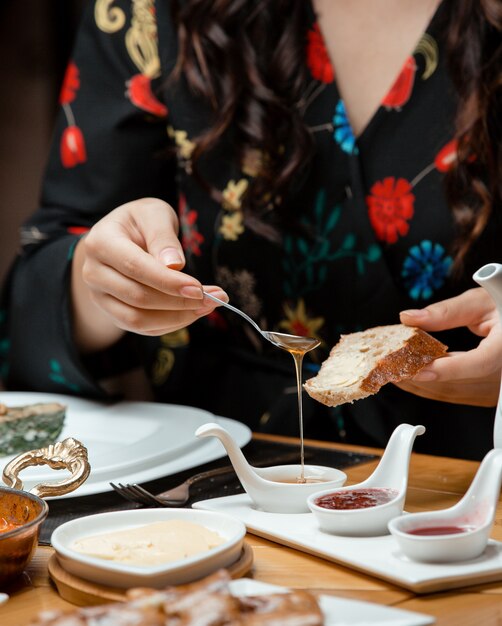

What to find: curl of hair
left=444, top=0, right=502, bottom=271
left=171, top=1, right=502, bottom=258
left=171, top=0, right=312, bottom=234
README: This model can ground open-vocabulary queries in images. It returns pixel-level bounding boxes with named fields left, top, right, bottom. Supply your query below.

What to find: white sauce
left=72, top=520, right=225, bottom=567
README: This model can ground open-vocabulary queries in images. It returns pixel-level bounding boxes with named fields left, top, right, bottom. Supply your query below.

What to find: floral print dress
left=0, top=0, right=499, bottom=460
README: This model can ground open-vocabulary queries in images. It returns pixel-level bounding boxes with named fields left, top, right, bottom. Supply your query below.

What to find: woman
left=1, top=0, right=501, bottom=459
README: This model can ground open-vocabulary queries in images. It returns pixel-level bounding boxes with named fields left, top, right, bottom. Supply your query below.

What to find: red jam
left=406, top=525, right=475, bottom=536
left=314, top=488, right=399, bottom=510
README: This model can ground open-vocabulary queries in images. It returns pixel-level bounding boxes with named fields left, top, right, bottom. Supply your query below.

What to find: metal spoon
left=202, top=291, right=320, bottom=353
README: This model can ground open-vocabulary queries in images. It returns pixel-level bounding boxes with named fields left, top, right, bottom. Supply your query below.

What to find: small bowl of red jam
left=388, top=512, right=489, bottom=563
left=307, top=485, right=403, bottom=537
left=388, top=447, right=502, bottom=562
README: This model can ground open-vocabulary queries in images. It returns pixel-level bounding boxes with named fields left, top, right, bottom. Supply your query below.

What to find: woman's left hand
left=397, top=288, right=502, bottom=407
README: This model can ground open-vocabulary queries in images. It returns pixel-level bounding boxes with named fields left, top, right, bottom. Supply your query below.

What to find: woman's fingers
left=83, top=262, right=206, bottom=311
left=83, top=198, right=202, bottom=297
left=400, top=288, right=497, bottom=336
left=120, top=197, right=186, bottom=270
left=84, top=232, right=202, bottom=298
left=395, top=376, right=500, bottom=407
left=396, top=287, right=502, bottom=406
left=74, top=198, right=230, bottom=346
left=96, top=288, right=227, bottom=335
left=413, top=334, right=502, bottom=383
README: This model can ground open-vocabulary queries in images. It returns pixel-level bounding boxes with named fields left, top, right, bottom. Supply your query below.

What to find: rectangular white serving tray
left=194, top=493, right=502, bottom=593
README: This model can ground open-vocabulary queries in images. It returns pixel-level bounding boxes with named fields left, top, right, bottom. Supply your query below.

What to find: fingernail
left=160, top=247, right=183, bottom=268
left=413, top=369, right=437, bottom=381
left=205, top=290, right=229, bottom=303
left=180, top=285, right=203, bottom=299
left=400, top=309, right=428, bottom=319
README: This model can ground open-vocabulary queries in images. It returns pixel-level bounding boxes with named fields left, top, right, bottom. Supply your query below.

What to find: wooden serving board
left=48, top=543, right=254, bottom=606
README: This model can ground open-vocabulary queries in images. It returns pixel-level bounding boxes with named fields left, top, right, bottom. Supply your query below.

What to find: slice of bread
left=304, top=324, right=448, bottom=407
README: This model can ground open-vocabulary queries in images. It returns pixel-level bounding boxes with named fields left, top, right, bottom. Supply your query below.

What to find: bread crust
left=304, top=325, right=448, bottom=407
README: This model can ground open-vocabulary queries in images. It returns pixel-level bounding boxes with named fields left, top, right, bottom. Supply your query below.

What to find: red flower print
left=67, top=226, right=90, bottom=235
left=381, top=57, right=417, bottom=109
left=306, top=23, right=334, bottom=84
left=367, top=177, right=415, bottom=244
left=207, top=309, right=228, bottom=330
left=434, top=139, right=458, bottom=172
left=126, top=74, right=168, bottom=117
left=179, top=195, right=204, bottom=256
left=59, top=61, right=80, bottom=105
left=60, top=125, right=87, bottom=168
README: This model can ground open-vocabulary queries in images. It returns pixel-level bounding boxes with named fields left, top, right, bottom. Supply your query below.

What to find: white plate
left=0, top=392, right=251, bottom=498
left=229, top=579, right=434, bottom=626
left=52, top=508, right=246, bottom=588
left=194, top=494, right=502, bottom=593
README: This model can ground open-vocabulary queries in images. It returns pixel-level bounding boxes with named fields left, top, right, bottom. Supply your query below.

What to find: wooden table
left=2, top=434, right=502, bottom=626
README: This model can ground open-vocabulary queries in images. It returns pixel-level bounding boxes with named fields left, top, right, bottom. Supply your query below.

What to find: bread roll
left=304, top=324, right=448, bottom=407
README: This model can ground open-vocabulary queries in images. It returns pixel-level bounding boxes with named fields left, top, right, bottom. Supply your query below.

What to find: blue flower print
left=402, top=240, right=452, bottom=300
left=333, top=100, right=358, bottom=155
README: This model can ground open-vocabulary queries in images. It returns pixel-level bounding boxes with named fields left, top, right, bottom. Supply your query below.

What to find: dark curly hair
left=444, top=0, right=502, bottom=270
left=171, top=0, right=502, bottom=265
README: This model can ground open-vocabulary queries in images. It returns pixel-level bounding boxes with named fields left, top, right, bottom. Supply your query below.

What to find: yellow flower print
left=167, top=127, right=195, bottom=160
left=278, top=299, right=324, bottom=339
left=160, top=328, right=190, bottom=348
left=242, top=149, right=265, bottom=177
left=219, top=212, right=245, bottom=241
left=152, top=329, right=190, bottom=386
left=151, top=348, right=175, bottom=386
left=94, top=0, right=126, bottom=33
left=222, top=179, right=249, bottom=210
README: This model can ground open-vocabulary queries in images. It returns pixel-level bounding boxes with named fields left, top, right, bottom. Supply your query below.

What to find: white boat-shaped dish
left=51, top=508, right=246, bottom=589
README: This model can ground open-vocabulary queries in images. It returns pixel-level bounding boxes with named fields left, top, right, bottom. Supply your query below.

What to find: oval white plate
left=51, top=508, right=246, bottom=588
left=0, top=393, right=251, bottom=497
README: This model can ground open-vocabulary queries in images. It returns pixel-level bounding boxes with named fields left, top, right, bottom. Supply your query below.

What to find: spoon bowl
left=203, top=292, right=320, bottom=352
left=307, top=424, right=425, bottom=536
left=388, top=447, right=502, bottom=562
left=195, top=423, right=346, bottom=513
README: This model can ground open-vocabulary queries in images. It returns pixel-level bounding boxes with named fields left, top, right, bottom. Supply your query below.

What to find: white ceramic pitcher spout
left=358, top=423, right=425, bottom=491
left=473, top=263, right=502, bottom=448
left=389, top=447, right=502, bottom=562
left=461, top=447, right=502, bottom=520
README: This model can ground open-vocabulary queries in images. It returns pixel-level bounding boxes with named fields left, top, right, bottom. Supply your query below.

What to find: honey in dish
left=274, top=477, right=327, bottom=484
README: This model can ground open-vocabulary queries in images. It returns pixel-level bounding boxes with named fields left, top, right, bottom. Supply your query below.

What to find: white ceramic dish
left=194, top=493, right=502, bottom=593
left=230, top=579, right=434, bottom=626
left=196, top=422, right=346, bottom=513
left=388, top=448, right=502, bottom=563
left=307, top=424, right=424, bottom=535
left=51, top=508, right=246, bottom=589
left=0, top=393, right=251, bottom=497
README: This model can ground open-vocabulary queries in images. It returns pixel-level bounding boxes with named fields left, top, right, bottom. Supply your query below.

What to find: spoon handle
left=203, top=291, right=264, bottom=336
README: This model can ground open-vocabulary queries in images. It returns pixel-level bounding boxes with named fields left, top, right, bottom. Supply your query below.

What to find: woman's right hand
left=71, top=197, right=228, bottom=353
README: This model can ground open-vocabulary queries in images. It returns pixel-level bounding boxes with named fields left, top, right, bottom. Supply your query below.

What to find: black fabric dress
left=1, top=0, right=499, bottom=459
